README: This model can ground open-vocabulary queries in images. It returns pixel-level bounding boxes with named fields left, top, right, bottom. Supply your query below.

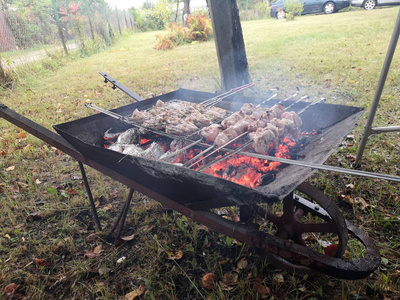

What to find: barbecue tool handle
left=99, top=72, right=144, bottom=102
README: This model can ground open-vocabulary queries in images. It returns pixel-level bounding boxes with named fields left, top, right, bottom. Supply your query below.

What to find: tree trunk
left=182, top=0, right=190, bottom=27
left=207, top=0, right=250, bottom=91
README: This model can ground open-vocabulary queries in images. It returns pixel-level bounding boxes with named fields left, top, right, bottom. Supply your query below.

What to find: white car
left=351, top=0, right=400, bottom=9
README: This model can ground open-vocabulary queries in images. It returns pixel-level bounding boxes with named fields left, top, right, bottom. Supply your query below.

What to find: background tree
left=182, top=0, right=190, bottom=27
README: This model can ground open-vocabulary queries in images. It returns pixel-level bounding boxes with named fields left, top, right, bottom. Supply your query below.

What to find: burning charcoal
left=259, top=172, right=276, bottom=186
left=141, top=143, right=165, bottom=160
left=223, top=165, right=237, bottom=178
left=170, top=139, right=189, bottom=152
left=117, top=128, right=140, bottom=145
left=104, top=128, right=124, bottom=141
left=122, top=144, right=144, bottom=156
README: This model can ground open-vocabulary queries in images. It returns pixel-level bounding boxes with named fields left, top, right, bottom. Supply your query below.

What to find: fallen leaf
left=237, top=257, right=248, bottom=270
left=84, top=250, right=102, bottom=258
left=222, top=272, right=238, bottom=286
left=93, top=244, right=104, bottom=254
left=357, top=68, right=362, bottom=71
left=121, top=233, right=135, bottom=241
left=4, top=283, right=21, bottom=297
left=6, top=166, right=15, bottom=171
left=232, top=214, right=240, bottom=223
left=324, top=244, right=338, bottom=257
left=202, top=273, right=215, bottom=290
left=35, top=179, right=41, bottom=185
left=34, top=258, right=51, bottom=267
left=254, top=282, right=271, bottom=298
left=4, top=234, right=11, bottom=239
left=67, top=188, right=78, bottom=195
left=166, top=250, right=183, bottom=260
left=354, top=197, right=370, bottom=210
left=86, top=233, right=98, bottom=242
left=125, top=284, right=145, bottom=300
left=17, top=132, right=26, bottom=139
left=273, top=274, right=284, bottom=285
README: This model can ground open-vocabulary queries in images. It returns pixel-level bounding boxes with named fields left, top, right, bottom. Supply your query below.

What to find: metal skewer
left=195, top=98, right=326, bottom=172
left=185, top=91, right=311, bottom=169
left=201, top=83, right=255, bottom=108
left=182, top=87, right=280, bottom=168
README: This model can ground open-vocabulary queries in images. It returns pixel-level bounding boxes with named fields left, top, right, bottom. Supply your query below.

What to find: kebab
left=185, top=94, right=308, bottom=168
left=181, top=88, right=282, bottom=166
left=195, top=98, right=326, bottom=172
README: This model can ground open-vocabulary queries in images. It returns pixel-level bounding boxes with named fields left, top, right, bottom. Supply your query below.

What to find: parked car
left=351, top=0, right=400, bottom=9
left=270, top=0, right=350, bottom=18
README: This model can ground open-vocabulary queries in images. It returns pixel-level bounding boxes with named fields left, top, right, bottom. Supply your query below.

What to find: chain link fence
left=0, top=0, right=133, bottom=71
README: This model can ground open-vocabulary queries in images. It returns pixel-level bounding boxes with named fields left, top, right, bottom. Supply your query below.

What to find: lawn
left=0, top=7, right=399, bottom=299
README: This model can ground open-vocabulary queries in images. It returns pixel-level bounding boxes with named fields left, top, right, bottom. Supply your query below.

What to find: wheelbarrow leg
left=108, top=188, right=134, bottom=239
left=78, top=161, right=102, bottom=231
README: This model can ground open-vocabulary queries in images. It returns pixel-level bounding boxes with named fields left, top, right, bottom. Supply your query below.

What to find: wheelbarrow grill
left=0, top=87, right=381, bottom=280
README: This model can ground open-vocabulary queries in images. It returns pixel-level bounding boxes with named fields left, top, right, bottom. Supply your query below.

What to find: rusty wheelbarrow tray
left=0, top=87, right=381, bottom=279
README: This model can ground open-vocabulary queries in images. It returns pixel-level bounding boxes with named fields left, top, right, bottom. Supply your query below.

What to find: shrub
left=254, top=2, right=270, bottom=18
left=153, top=12, right=213, bottom=50
left=187, top=13, right=213, bottom=42
left=131, top=0, right=174, bottom=32
left=285, top=0, right=304, bottom=20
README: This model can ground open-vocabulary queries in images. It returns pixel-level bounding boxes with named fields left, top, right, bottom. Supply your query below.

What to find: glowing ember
left=193, top=137, right=298, bottom=188
left=140, top=138, right=152, bottom=145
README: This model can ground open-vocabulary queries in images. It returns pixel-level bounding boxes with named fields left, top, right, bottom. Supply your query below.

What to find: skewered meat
left=185, top=110, right=211, bottom=127
left=130, top=99, right=227, bottom=135
left=199, top=101, right=303, bottom=154
left=221, top=112, right=243, bottom=128
left=131, top=109, right=149, bottom=121
left=200, top=124, right=223, bottom=143
left=165, top=121, right=198, bottom=135
left=249, top=129, right=276, bottom=154
left=214, top=131, right=231, bottom=147
left=281, top=111, right=303, bottom=127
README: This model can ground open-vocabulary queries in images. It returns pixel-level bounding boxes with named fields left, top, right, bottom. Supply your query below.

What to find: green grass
left=1, top=8, right=400, bottom=299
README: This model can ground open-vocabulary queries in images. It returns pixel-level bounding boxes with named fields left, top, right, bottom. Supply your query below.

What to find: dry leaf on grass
left=202, top=273, right=215, bottom=290
left=6, top=166, right=15, bottom=171
left=324, top=244, right=339, bottom=257
left=17, top=131, right=26, bottom=139
left=125, top=284, right=145, bottom=300
left=166, top=250, right=183, bottom=260
left=237, top=257, right=248, bottom=270
left=222, top=272, right=238, bottom=286
left=121, top=234, right=135, bottom=241
left=4, top=283, right=23, bottom=298
left=254, top=282, right=271, bottom=298
left=86, top=233, right=98, bottom=242
left=34, top=258, right=51, bottom=267
left=84, top=245, right=104, bottom=258
left=93, top=244, right=104, bottom=254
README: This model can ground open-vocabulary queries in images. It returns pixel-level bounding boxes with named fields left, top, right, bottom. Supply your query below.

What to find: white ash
left=140, top=142, right=165, bottom=160
left=117, top=128, right=140, bottom=145
left=122, top=144, right=144, bottom=156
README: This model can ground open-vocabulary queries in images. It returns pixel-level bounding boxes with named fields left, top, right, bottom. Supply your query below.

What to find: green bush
left=154, top=12, right=213, bottom=50
left=285, top=0, right=304, bottom=20
left=131, top=0, right=174, bottom=32
left=254, top=2, right=270, bottom=18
